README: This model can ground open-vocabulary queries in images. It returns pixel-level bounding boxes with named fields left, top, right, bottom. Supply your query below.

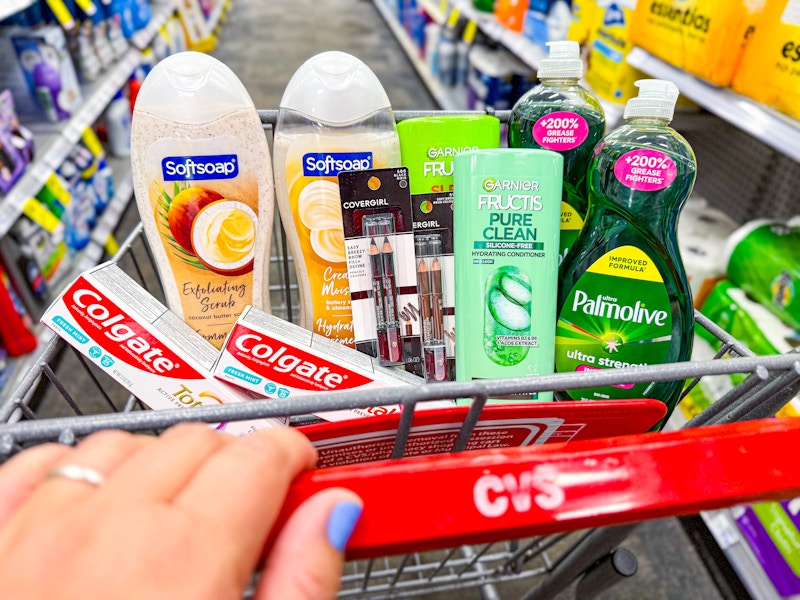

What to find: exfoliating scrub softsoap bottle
left=131, top=51, right=274, bottom=349
left=273, top=51, right=401, bottom=347
left=454, top=148, right=563, bottom=401
left=555, top=80, right=697, bottom=425
left=508, top=41, right=605, bottom=264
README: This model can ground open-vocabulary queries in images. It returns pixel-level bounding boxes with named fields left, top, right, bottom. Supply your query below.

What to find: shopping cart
left=1, top=110, right=799, bottom=600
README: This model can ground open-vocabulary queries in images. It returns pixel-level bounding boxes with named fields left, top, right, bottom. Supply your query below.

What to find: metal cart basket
left=1, top=111, right=799, bottom=600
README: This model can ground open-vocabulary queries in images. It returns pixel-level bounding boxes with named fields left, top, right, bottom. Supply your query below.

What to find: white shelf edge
left=700, top=509, right=786, bottom=600
left=132, top=0, right=177, bottom=50
left=626, top=47, right=800, bottom=164
left=449, top=0, right=546, bottom=72
left=208, top=0, right=226, bottom=31
left=373, top=0, right=468, bottom=112
left=0, top=49, right=142, bottom=239
left=0, top=0, right=36, bottom=22
left=419, top=0, right=446, bottom=24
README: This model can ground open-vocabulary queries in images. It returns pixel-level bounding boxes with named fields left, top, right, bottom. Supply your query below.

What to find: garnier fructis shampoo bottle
left=454, top=149, right=563, bottom=401
left=508, top=41, right=605, bottom=265
left=555, top=80, right=697, bottom=424
left=273, top=51, right=401, bottom=347
left=131, top=51, right=274, bottom=349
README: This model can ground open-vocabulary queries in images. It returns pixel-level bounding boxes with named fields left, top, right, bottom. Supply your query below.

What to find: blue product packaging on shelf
left=10, top=25, right=83, bottom=122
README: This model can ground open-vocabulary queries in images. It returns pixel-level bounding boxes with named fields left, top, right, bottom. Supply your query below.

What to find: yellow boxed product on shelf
left=585, top=0, right=647, bottom=104
left=732, top=0, right=800, bottom=121
left=629, top=0, right=765, bottom=87
left=568, top=0, right=602, bottom=46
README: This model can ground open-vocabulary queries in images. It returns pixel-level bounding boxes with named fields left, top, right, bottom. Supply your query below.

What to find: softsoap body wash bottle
left=453, top=148, right=563, bottom=401
left=131, top=51, right=274, bottom=349
left=273, top=51, right=401, bottom=347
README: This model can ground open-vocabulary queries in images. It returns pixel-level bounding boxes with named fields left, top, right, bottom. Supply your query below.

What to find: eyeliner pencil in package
left=339, top=167, right=423, bottom=373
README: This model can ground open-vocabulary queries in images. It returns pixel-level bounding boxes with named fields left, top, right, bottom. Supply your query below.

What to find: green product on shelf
left=473, top=0, right=496, bottom=12
left=723, top=219, right=800, bottom=332
left=555, top=80, right=696, bottom=429
left=508, top=41, right=605, bottom=265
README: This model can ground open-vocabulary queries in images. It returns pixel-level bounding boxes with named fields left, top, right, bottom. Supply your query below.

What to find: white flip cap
left=624, top=79, right=680, bottom=122
left=537, top=41, right=583, bottom=80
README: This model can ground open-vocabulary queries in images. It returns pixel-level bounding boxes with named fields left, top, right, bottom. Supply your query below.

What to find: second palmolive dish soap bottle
left=131, top=52, right=274, bottom=349
left=555, top=80, right=697, bottom=424
left=273, top=51, right=401, bottom=347
left=508, top=41, right=605, bottom=264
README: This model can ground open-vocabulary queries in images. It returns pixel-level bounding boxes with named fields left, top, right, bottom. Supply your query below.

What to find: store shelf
left=80, top=170, right=134, bottom=269
left=627, top=47, right=800, bottom=164
left=445, top=0, right=546, bottom=72
left=131, top=0, right=177, bottom=50
left=0, top=161, right=134, bottom=401
left=701, top=509, right=786, bottom=600
left=0, top=49, right=141, bottom=239
left=422, top=1, right=623, bottom=128
left=0, top=0, right=36, bottom=22
left=373, top=0, right=468, bottom=111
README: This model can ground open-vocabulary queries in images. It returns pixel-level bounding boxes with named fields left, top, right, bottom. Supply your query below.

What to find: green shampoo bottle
left=508, top=41, right=605, bottom=265
left=454, top=149, right=563, bottom=401
left=555, top=80, right=697, bottom=425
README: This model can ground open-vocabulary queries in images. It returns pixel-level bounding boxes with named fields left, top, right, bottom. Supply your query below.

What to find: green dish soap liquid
left=555, top=80, right=697, bottom=426
left=508, top=41, right=605, bottom=265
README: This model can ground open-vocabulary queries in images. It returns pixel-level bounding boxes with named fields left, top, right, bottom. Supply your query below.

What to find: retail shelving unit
left=384, top=0, right=623, bottom=124
left=627, top=47, right=800, bottom=164
left=0, top=0, right=176, bottom=238
left=0, top=0, right=177, bottom=399
left=372, top=0, right=467, bottom=111
left=627, top=44, right=799, bottom=600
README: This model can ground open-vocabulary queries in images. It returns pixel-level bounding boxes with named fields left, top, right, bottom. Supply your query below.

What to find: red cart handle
left=272, top=418, right=800, bottom=559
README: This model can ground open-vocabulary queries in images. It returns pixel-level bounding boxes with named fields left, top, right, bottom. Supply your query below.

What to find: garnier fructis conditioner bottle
left=273, top=51, right=401, bottom=347
left=131, top=52, right=274, bottom=349
left=508, top=41, right=605, bottom=265
left=454, top=149, right=563, bottom=401
left=555, top=80, right=697, bottom=424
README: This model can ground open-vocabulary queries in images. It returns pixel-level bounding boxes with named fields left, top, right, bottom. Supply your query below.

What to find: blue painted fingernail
left=326, top=501, right=363, bottom=552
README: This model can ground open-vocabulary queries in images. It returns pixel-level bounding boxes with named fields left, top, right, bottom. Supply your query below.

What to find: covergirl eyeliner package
left=338, top=167, right=423, bottom=374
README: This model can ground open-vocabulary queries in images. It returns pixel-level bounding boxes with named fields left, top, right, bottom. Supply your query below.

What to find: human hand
left=0, top=424, right=363, bottom=600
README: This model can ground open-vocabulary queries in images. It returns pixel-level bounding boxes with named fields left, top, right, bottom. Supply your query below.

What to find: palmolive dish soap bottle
left=131, top=52, right=274, bottom=349
left=273, top=51, right=401, bottom=347
left=508, top=41, right=605, bottom=264
left=555, top=80, right=696, bottom=426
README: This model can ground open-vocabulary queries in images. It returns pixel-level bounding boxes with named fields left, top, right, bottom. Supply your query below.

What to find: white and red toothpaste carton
left=213, top=306, right=453, bottom=422
left=41, top=262, right=286, bottom=434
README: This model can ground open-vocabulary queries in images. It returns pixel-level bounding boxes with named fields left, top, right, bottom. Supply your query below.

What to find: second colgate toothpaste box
left=213, top=306, right=453, bottom=422
left=41, top=262, right=286, bottom=434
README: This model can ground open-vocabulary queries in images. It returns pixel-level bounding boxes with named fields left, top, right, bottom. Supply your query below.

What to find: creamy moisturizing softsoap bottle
left=131, top=51, right=274, bottom=349
left=273, top=51, right=401, bottom=347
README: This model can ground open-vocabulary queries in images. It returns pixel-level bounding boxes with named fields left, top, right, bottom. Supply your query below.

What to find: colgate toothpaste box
left=41, top=262, right=286, bottom=434
left=213, top=306, right=453, bottom=422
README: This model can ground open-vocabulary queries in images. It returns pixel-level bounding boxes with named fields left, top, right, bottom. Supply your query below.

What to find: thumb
left=255, top=488, right=363, bottom=600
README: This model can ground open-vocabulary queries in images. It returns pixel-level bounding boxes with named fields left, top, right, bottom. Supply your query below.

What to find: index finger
left=172, top=427, right=317, bottom=583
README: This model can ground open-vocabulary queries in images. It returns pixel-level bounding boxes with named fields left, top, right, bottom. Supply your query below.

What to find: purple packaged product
left=0, top=91, right=28, bottom=193
left=734, top=500, right=800, bottom=597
